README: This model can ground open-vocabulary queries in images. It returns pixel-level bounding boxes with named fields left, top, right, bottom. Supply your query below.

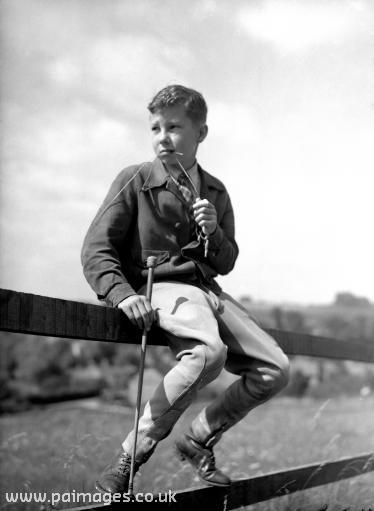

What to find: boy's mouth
left=159, top=148, right=175, bottom=154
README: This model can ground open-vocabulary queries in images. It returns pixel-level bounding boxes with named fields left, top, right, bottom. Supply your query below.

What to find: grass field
left=1, top=395, right=373, bottom=510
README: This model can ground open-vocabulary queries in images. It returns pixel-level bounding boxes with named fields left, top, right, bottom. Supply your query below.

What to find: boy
left=81, top=85, right=289, bottom=493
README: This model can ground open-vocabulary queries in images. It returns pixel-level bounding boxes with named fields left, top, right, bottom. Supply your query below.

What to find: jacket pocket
left=137, top=249, right=170, bottom=268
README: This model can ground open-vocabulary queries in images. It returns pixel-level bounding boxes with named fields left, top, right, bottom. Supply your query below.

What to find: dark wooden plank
left=63, top=452, right=374, bottom=511
left=55, top=296, right=68, bottom=337
left=0, top=288, right=164, bottom=346
left=267, top=328, right=374, bottom=363
left=224, top=452, right=374, bottom=510
left=5, top=289, right=21, bottom=331
left=1, top=289, right=373, bottom=362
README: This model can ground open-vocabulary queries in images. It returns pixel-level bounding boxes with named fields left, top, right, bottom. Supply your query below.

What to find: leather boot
left=175, top=433, right=231, bottom=487
left=96, top=436, right=157, bottom=495
left=95, top=450, right=135, bottom=494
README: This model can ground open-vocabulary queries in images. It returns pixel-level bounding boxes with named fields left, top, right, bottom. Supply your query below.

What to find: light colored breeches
left=122, top=282, right=290, bottom=457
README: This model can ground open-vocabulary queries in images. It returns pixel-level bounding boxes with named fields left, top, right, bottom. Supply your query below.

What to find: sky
left=1, top=0, right=373, bottom=305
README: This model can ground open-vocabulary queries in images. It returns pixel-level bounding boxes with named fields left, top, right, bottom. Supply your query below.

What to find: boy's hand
left=118, top=295, right=155, bottom=331
left=192, top=199, right=217, bottom=235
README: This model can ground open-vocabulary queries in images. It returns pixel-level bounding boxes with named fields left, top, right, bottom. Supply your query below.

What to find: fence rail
left=1, top=289, right=373, bottom=362
left=65, top=453, right=374, bottom=511
left=1, top=288, right=373, bottom=510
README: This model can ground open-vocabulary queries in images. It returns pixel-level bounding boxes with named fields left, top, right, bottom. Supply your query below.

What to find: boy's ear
left=197, top=124, right=208, bottom=143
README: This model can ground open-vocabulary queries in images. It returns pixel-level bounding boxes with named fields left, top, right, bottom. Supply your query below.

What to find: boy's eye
left=151, top=126, right=159, bottom=132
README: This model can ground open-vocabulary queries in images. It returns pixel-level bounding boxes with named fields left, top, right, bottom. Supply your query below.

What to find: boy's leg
left=122, top=281, right=227, bottom=454
left=96, top=282, right=227, bottom=493
left=185, top=290, right=290, bottom=448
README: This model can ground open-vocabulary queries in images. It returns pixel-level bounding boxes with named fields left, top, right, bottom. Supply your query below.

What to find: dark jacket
left=81, top=158, right=239, bottom=307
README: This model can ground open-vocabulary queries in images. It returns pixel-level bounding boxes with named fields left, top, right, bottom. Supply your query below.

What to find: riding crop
left=128, top=255, right=157, bottom=495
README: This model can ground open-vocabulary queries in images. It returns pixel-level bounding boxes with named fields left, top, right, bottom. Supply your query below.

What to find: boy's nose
left=159, top=130, right=171, bottom=143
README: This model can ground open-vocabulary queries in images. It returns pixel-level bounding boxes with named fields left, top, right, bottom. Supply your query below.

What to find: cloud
left=46, top=33, right=194, bottom=114
left=237, top=0, right=366, bottom=53
left=1, top=102, right=136, bottom=196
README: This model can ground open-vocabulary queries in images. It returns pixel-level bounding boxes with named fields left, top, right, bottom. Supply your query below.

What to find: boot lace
left=199, top=446, right=216, bottom=471
left=117, top=453, right=132, bottom=476
left=204, top=447, right=217, bottom=469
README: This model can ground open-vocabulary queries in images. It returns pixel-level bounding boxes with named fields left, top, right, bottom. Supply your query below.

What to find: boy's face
left=149, top=104, right=207, bottom=171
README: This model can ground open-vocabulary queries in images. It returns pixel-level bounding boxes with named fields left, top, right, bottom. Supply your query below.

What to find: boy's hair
left=148, top=85, right=207, bottom=126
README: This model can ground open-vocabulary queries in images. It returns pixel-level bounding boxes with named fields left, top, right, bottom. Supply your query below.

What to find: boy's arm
left=193, top=193, right=238, bottom=275
left=81, top=167, right=138, bottom=307
left=206, top=193, right=239, bottom=275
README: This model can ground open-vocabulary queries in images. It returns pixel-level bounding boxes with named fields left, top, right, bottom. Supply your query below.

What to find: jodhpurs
left=122, top=282, right=290, bottom=458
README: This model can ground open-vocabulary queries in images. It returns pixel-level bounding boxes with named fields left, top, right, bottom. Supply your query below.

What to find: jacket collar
left=141, top=158, right=168, bottom=190
left=142, top=157, right=224, bottom=194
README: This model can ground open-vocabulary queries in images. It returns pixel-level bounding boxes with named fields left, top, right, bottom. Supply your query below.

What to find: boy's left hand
left=192, top=198, right=217, bottom=235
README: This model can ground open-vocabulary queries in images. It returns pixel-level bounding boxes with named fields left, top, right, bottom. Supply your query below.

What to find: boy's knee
left=198, top=342, right=227, bottom=386
left=267, top=352, right=290, bottom=395
left=244, top=357, right=290, bottom=401
left=206, top=342, right=227, bottom=371
left=273, top=358, right=290, bottom=393
left=178, top=342, right=225, bottom=377
left=173, top=340, right=227, bottom=390
left=268, top=357, right=290, bottom=397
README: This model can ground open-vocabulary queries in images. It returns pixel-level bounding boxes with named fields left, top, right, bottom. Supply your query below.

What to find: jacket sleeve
left=80, top=167, right=139, bottom=307
left=207, top=191, right=239, bottom=275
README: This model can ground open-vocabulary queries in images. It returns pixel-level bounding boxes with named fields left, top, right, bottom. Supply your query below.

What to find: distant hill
left=240, top=292, right=374, bottom=344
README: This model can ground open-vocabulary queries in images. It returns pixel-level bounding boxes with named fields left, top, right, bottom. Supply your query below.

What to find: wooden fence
left=1, top=288, right=373, bottom=510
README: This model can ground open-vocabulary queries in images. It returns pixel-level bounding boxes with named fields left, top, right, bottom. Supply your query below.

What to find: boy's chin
left=158, top=152, right=178, bottom=164
left=157, top=151, right=195, bottom=168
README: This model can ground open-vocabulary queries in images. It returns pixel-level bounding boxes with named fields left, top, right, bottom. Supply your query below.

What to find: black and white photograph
left=1, top=1, right=373, bottom=510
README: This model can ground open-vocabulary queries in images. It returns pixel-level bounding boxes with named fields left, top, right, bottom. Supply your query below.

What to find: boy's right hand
left=117, top=295, right=155, bottom=331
